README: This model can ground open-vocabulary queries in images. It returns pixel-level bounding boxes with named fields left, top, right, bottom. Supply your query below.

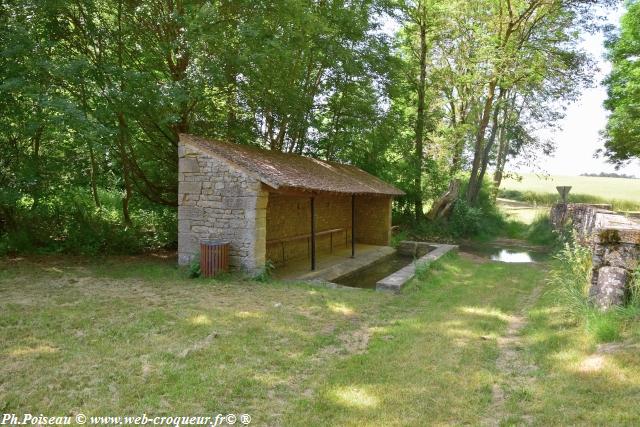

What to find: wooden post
left=351, top=195, right=356, bottom=258
left=311, top=196, right=316, bottom=270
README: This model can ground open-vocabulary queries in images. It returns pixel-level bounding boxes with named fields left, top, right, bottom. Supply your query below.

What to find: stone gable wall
left=178, top=142, right=267, bottom=272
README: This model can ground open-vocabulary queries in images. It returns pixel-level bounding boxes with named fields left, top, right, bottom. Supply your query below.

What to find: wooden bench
left=267, top=227, right=351, bottom=264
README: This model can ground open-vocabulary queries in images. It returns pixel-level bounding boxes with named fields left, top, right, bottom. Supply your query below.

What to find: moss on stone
left=599, top=229, right=621, bottom=245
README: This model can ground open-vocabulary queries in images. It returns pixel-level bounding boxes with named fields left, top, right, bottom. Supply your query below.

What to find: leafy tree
left=463, top=0, right=603, bottom=204
left=604, top=0, right=640, bottom=163
left=0, top=0, right=618, bottom=253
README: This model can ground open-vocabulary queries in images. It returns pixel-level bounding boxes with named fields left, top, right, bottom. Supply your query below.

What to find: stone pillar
left=589, top=226, right=639, bottom=309
left=549, top=202, right=568, bottom=230
left=591, top=267, right=629, bottom=309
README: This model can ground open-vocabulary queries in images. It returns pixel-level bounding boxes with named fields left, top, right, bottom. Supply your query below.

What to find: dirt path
left=483, top=284, right=543, bottom=426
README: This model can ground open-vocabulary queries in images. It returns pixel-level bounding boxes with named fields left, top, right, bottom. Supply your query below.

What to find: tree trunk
left=414, top=21, right=428, bottom=222
left=117, top=112, right=133, bottom=226
left=30, top=125, right=43, bottom=211
left=117, top=0, right=132, bottom=226
left=466, top=79, right=497, bottom=204
left=88, top=143, right=101, bottom=208
left=80, top=83, right=101, bottom=208
left=492, top=114, right=510, bottom=201
left=450, top=138, right=465, bottom=175
left=477, top=88, right=506, bottom=191
left=427, top=179, right=461, bottom=220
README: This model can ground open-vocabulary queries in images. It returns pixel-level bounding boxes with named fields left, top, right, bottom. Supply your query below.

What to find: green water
left=334, top=253, right=416, bottom=289
left=334, top=246, right=430, bottom=289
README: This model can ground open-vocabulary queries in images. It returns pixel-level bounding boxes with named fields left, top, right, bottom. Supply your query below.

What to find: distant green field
left=499, top=174, right=640, bottom=211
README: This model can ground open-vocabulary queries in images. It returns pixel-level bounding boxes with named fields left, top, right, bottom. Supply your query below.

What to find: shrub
left=526, top=214, right=561, bottom=247
left=0, top=187, right=177, bottom=256
left=548, top=236, right=639, bottom=343
left=390, top=229, right=409, bottom=248
left=449, top=199, right=485, bottom=237
left=188, top=253, right=201, bottom=278
left=497, top=189, right=640, bottom=212
left=630, top=267, right=640, bottom=307
left=549, top=238, right=593, bottom=320
left=253, top=260, right=275, bottom=282
left=397, top=177, right=510, bottom=241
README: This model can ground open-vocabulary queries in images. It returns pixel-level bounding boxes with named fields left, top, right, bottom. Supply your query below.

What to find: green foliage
left=390, top=229, right=410, bottom=248
left=0, top=188, right=176, bottom=256
left=0, top=0, right=402, bottom=254
left=414, top=261, right=431, bottom=282
left=603, top=0, right=640, bottom=162
left=526, top=214, right=560, bottom=247
left=630, top=267, right=640, bottom=307
left=253, top=260, right=276, bottom=283
left=400, top=178, right=509, bottom=241
left=549, top=236, right=640, bottom=343
left=448, top=199, right=487, bottom=238
left=0, top=0, right=612, bottom=255
left=188, top=254, right=201, bottom=279
left=549, top=239, right=593, bottom=321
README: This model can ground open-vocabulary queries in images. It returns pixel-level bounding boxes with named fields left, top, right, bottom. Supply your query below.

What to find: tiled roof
left=180, top=134, right=404, bottom=196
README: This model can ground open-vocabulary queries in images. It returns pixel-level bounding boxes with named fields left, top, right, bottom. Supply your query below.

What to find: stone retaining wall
left=551, top=203, right=640, bottom=309
left=376, top=242, right=457, bottom=294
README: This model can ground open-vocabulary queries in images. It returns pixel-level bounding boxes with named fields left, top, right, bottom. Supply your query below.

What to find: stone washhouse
left=177, top=134, right=404, bottom=274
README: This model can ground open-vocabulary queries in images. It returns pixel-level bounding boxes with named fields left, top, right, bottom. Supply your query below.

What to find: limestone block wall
left=550, top=203, right=613, bottom=244
left=178, top=142, right=267, bottom=272
left=552, top=203, right=640, bottom=309
left=355, top=196, right=392, bottom=246
left=590, top=232, right=640, bottom=308
left=266, top=194, right=352, bottom=265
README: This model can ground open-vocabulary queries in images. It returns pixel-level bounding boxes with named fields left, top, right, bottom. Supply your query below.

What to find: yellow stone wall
left=355, top=196, right=392, bottom=246
left=266, top=193, right=353, bottom=265
left=265, top=193, right=392, bottom=266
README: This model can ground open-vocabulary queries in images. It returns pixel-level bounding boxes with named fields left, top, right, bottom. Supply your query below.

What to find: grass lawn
left=518, top=284, right=640, bottom=425
left=1, top=252, right=639, bottom=425
left=497, top=198, right=548, bottom=225
left=501, top=173, right=640, bottom=203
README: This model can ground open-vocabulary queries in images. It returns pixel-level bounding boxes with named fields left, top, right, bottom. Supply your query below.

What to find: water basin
left=334, top=246, right=429, bottom=289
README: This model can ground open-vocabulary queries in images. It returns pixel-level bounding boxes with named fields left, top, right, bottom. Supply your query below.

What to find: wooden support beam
left=351, top=195, right=356, bottom=258
left=311, top=196, right=316, bottom=270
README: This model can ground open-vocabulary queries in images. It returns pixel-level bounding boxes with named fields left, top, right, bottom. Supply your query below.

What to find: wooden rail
left=266, top=227, right=351, bottom=264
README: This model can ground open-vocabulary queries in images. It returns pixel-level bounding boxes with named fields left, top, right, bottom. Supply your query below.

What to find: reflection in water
left=460, top=242, right=546, bottom=263
left=490, top=249, right=533, bottom=263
